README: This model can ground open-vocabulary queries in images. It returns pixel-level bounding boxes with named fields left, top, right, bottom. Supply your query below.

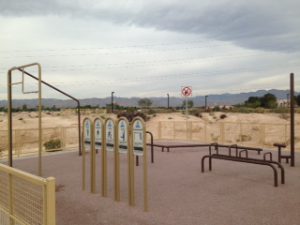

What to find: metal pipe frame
left=7, top=63, right=42, bottom=176
left=135, top=131, right=155, bottom=166
left=204, top=146, right=285, bottom=186
left=146, top=131, right=154, bottom=163
left=16, top=67, right=82, bottom=156
left=201, top=154, right=284, bottom=187
left=148, top=143, right=211, bottom=152
left=211, top=143, right=263, bottom=155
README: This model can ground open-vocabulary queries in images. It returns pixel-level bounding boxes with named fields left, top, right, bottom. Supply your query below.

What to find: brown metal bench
left=274, top=143, right=291, bottom=164
left=210, top=143, right=263, bottom=155
left=201, top=149, right=285, bottom=187
left=146, top=143, right=210, bottom=152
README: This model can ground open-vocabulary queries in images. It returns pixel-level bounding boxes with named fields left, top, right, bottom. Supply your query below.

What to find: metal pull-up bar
left=17, top=67, right=82, bottom=155
left=7, top=63, right=82, bottom=176
left=7, top=63, right=42, bottom=175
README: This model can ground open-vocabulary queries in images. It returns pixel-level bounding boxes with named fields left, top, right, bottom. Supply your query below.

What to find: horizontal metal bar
left=0, top=163, right=48, bottom=185
left=17, top=68, right=80, bottom=103
left=11, top=82, right=23, bottom=86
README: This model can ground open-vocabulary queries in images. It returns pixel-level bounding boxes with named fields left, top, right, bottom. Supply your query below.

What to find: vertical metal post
left=90, top=122, right=96, bottom=193
left=82, top=118, right=88, bottom=191
left=130, top=128, right=135, bottom=206
left=45, top=177, right=56, bottom=225
left=7, top=70, right=13, bottom=167
left=111, top=91, right=114, bottom=113
left=290, top=73, right=295, bottom=167
left=143, top=123, right=148, bottom=212
left=185, top=96, right=188, bottom=118
left=167, top=93, right=170, bottom=109
left=78, top=104, right=82, bottom=156
left=38, top=64, right=42, bottom=176
left=146, top=131, right=154, bottom=163
left=205, top=95, right=208, bottom=111
left=114, top=121, right=120, bottom=201
left=102, top=120, right=107, bottom=197
left=128, top=127, right=132, bottom=205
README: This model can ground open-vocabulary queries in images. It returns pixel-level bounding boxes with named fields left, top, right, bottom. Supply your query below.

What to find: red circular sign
left=181, top=86, right=192, bottom=97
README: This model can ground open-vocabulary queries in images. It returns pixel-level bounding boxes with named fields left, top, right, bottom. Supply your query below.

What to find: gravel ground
left=11, top=145, right=300, bottom=225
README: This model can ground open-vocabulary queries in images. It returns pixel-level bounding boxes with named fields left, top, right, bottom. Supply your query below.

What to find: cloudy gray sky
left=0, top=0, right=299, bottom=100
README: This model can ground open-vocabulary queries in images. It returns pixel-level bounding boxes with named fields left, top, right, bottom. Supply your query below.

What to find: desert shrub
left=148, top=108, right=156, bottom=115
left=220, top=114, right=227, bottom=119
left=189, top=109, right=203, bottom=118
left=279, top=113, right=289, bottom=120
left=44, top=139, right=62, bottom=150
left=239, top=135, right=252, bottom=142
left=117, top=110, right=150, bottom=122
left=271, top=108, right=289, bottom=113
left=213, top=106, right=221, bottom=111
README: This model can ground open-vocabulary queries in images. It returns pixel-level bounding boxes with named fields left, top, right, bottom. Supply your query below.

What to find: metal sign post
left=82, top=117, right=92, bottom=191
left=181, top=86, right=192, bottom=118
left=102, top=118, right=116, bottom=197
left=90, top=118, right=103, bottom=193
left=116, top=118, right=130, bottom=203
left=131, top=117, right=148, bottom=211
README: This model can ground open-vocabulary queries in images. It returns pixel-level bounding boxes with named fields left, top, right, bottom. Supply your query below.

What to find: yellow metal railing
left=0, top=163, right=56, bottom=225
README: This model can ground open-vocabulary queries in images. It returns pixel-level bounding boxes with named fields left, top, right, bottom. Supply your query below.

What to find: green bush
left=44, top=139, right=62, bottom=150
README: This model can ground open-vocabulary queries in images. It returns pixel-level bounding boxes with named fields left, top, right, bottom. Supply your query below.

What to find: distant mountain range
left=0, top=89, right=297, bottom=108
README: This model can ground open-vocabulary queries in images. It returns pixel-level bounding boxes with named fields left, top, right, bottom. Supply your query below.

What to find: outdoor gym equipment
left=81, top=116, right=149, bottom=211
left=136, top=131, right=154, bottom=166
left=210, top=143, right=263, bottom=155
left=149, top=143, right=211, bottom=153
left=201, top=144, right=285, bottom=187
left=7, top=63, right=82, bottom=176
left=272, top=73, right=296, bottom=167
left=7, top=63, right=42, bottom=175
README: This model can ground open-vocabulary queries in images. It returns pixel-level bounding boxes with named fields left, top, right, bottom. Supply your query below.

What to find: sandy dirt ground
left=1, top=111, right=298, bottom=130
left=0, top=111, right=299, bottom=158
left=9, top=146, right=300, bottom=225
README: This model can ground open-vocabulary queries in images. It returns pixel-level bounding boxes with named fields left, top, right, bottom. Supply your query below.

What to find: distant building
left=277, top=99, right=289, bottom=108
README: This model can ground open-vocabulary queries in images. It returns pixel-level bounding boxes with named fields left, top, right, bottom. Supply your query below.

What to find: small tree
left=261, top=93, right=277, bottom=108
left=138, top=98, right=152, bottom=108
left=22, top=104, right=28, bottom=111
left=182, top=100, right=194, bottom=108
left=296, top=94, right=300, bottom=106
left=245, top=97, right=260, bottom=108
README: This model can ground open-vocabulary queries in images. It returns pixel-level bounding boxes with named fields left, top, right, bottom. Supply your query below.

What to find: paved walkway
left=11, top=146, right=300, bottom=225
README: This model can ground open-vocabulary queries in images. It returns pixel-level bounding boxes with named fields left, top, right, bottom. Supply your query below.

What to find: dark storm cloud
left=1, top=0, right=299, bottom=52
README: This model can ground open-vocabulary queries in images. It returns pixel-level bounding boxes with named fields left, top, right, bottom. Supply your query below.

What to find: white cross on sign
left=181, top=86, right=192, bottom=97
